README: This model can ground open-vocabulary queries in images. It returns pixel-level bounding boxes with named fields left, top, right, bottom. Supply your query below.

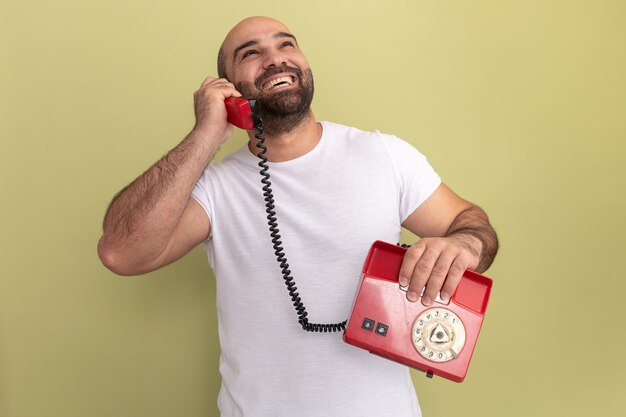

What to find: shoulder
left=195, top=143, right=257, bottom=192
left=320, top=121, right=420, bottom=154
left=321, top=121, right=383, bottom=140
left=207, top=143, right=255, bottom=173
left=320, top=121, right=396, bottom=151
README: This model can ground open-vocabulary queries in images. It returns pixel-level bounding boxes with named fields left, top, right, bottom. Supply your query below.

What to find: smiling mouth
left=262, top=76, right=296, bottom=91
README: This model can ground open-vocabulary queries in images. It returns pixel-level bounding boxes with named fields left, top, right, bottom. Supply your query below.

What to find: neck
left=247, top=112, right=322, bottom=162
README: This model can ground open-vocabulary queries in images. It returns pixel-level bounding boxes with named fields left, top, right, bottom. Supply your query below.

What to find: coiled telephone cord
left=251, top=112, right=347, bottom=333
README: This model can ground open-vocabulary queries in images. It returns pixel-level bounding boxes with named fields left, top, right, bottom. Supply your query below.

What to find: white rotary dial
left=411, top=308, right=466, bottom=363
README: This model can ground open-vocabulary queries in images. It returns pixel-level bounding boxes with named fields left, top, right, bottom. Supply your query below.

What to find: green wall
left=2, top=1, right=625, bottom=416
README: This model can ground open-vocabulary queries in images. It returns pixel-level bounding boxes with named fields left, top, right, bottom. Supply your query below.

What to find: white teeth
left=264, top=76, right=294, bottom=90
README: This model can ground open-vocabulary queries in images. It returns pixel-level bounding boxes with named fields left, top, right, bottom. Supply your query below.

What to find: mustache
left=254, top=65, right=303, bottom=89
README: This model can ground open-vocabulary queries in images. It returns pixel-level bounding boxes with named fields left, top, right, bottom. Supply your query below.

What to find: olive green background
left=1, top=0, right=625, bottom=416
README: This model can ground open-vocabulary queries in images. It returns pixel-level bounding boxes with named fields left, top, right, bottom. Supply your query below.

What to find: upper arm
left=401, top=183, right=473, bottom=238
left=151, top=197, right=211, bottom=269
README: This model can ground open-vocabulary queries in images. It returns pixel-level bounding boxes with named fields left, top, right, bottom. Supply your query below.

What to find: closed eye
left=242, top=49, right=258, bottom=60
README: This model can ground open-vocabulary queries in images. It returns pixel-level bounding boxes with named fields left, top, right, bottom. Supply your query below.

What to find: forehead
left=222, top=17, right=294, bottom=58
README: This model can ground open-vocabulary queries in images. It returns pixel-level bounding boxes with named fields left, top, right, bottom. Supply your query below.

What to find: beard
left=235, top=66, right=315, bottom=135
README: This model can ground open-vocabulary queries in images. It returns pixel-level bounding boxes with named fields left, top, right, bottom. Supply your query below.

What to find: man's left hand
left=398, top=234, right=482, bottom=305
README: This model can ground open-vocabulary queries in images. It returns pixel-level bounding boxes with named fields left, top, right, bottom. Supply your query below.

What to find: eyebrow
left=232, top=32, right=298, bottom=62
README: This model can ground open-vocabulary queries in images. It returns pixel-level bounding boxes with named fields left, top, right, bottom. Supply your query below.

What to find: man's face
left=222, top=18, right=314, bottom=129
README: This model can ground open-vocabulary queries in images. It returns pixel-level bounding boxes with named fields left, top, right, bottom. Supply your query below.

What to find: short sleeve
left=380, top=134, right=442, bottom=222
left=191, top=168, right=214, bottom=240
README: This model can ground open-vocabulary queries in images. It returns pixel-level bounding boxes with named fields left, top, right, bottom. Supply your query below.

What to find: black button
left=361, top=318, right=375, bottom=332
left=375, top=322, right=389, bottom=336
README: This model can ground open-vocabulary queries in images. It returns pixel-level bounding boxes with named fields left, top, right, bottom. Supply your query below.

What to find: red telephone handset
left=225, top=97, right=255, bottom=130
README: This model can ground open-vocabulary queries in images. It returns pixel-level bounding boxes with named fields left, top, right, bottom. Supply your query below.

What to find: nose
left=262, top=48, right=287, bottom=69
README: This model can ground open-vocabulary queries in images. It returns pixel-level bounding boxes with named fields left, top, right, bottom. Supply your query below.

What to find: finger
left=194, top=81, right=241, bottom=104
left=439, top=255, right=471, bottom=303
left=421, top=252, right=455, bottom=306
left=199, top=77, right=236, bottom=94
left=213, top=83, right=242, bottom=99
left=406, top=246, right=440, bottom=302
left=201, top=76, right=233, bottom=85
left=399, top=243, right=426, bottom=287
left=200, top=76, right=219, bottom=88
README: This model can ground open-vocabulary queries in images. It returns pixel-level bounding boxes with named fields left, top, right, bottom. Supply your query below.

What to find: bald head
left=214, top=16, right=314, bottom=135
left=217, top=16, right=295, bottom=80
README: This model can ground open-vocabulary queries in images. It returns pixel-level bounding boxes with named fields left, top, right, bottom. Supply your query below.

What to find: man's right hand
left=193, top=77, right=242, bottom=144
left=97, top=77, right=240, bottom=275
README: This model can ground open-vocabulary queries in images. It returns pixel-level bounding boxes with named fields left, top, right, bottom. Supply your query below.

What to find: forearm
left=445, top=205, right=499, bottom=273
left=99, top=127, right=219, bottom=266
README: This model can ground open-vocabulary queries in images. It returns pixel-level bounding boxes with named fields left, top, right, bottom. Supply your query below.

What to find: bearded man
left=98, top=16, right=498, bottom=417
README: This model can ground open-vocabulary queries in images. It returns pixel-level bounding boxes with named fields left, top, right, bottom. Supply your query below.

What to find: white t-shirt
left=191, top=121, right=441, bottom=417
